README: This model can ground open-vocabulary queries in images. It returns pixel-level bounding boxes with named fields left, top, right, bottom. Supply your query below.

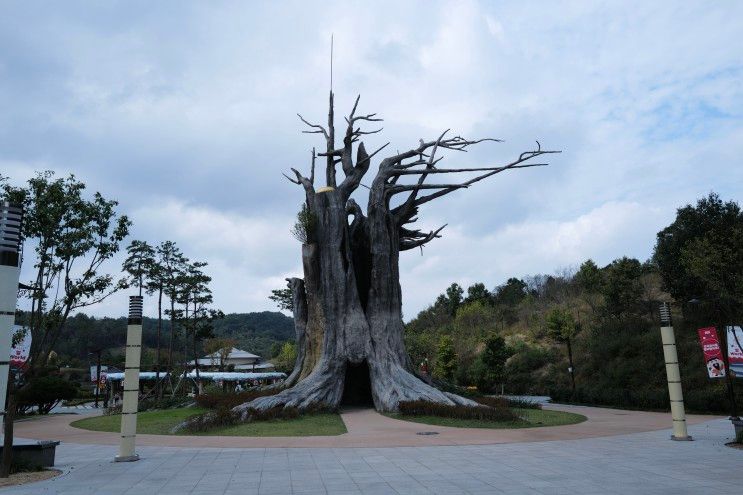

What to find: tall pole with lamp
left=115, top=295, right=143, bottom=462
left=659, top=302, right=691, bottom=440
left=0, top=202, right=23, bottom=478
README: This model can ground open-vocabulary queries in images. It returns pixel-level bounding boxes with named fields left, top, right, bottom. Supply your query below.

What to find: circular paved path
left=14, top=404, right=718, bottom=448
left=3, top=413, right=741, bottom=495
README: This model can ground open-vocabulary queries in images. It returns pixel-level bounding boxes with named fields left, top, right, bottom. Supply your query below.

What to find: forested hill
left=29, top=310, right=294, bottom=366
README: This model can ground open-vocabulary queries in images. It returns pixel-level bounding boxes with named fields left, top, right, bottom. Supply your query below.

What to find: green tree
left=272, top=342, right=298, bottom=373
left=494, top=277, right=528, bottom=306
left=16, top=376, right=77, bottom=415
left=269, top=287, right=293, bottom=311
left=444, top=283, right=464, bottom=316
left=545, top=307, right=580, bottom=393
left=601, top=257, right=643, bottom=317
left=178, top=260, right=223, bottom=388
left=157, top=241, right=188, bottom=375
left=3, top=172, right=131, bottom=366
left=464, top=283, right=492, bottom=306
left=654, top=192, right=742, bottom=316
left=575, top=259, right=602, bottom=293
left=434, top=335, right=457, bottom=382
left=122, top=240, right=156, bottom=297
left=472, top=335, right=511, bottom=393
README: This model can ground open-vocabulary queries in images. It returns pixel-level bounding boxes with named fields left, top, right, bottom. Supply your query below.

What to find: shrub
left=736, top=429, right=743, bottom=445
left=474, top=396, right=542, bottom=410
left=181, top=404, right=326, bottom=433
left=549, top=384, right=742, bottom=415
left=104, top=405, right=122, bottom=416
left=291, top=203, right=317, bottom=243
left=17, top=376, right=78, bottom=414
left=138, top=396, right=194, bottom=412
left=398, top=400, right=520, bottom=422
left=195, top=388, right=282, bottom=410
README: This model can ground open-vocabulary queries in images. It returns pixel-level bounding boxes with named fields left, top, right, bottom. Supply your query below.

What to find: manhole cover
left=416, top=431, right=439, bottom=436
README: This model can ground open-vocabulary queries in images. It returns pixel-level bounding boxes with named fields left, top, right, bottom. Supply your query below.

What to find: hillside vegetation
left=24, top=311, right=293, bottom=370
left=405, top=193, right=743, bottom=414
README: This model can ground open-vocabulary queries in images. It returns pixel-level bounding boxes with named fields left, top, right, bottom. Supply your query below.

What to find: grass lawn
left=385, top=408, right=586, bottom=429
left=70, top=408, right=347, bottom=436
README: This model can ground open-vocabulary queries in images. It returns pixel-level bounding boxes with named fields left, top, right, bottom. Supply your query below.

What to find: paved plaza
left=2, top=412, right=741, bottom=495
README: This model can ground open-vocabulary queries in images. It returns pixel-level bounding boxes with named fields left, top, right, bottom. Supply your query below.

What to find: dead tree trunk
left=236, top=93, right=558, bottom=417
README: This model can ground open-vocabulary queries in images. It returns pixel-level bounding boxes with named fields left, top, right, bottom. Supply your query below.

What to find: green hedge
left=398, top=400, right=520, bottom=422
left=549, top=383, right=742, bottom=414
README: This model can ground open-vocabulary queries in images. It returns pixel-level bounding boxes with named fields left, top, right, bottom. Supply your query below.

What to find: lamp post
left=0, top=202, right=23, bottom=479
left=115, top=295, right=143, bottom=462
left=659, top=302, right=692, bottom=441
left=0, top=202, right=23, bottom=419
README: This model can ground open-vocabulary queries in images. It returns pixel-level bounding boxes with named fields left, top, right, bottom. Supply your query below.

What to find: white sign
left=90, top=365, right=108, bottom=383
left=728, top=326, right=743, bottom=377
left=10, top=325, right=31, bottom=367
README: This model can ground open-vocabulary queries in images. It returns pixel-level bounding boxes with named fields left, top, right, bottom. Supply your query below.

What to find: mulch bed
left=0, top=469, right=61, bottom=488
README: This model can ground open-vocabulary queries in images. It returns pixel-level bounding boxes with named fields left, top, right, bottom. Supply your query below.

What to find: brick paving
left=2, top=413, right=741, bottom=494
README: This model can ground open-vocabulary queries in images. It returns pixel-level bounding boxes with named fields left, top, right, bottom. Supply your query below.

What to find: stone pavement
left=11, top=404, right=719, bottom=448
left=2, top=417, right=741, bottom=494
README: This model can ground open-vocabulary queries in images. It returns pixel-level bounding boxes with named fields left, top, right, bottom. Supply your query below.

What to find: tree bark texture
left=236, top=92, right=557, bottom=416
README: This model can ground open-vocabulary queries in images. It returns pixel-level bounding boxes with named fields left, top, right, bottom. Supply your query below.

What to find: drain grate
left=416, top=431, right=439, bottom=436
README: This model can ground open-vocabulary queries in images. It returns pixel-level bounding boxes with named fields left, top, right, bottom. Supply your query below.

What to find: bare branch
left=390, top=184, right=469, bottom=194
left=282, top=173, right=300, bottom=185
left=392, top=163, right=548, bottom=176
left=399, top=224, right=447, bottom=251
left=297, top=114, right=328, bottom=139
left=411, top=148, right=560, bottom=208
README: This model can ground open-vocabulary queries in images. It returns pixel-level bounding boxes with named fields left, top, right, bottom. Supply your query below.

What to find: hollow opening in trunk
left=341, top=360, right=373, bottom=407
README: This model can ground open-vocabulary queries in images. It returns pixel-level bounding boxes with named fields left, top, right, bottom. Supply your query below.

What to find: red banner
left=698, top=327, right=726, bottom=378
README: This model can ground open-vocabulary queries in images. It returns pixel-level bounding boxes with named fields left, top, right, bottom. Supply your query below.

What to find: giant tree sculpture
left=238, top=92, right=558, bottom=416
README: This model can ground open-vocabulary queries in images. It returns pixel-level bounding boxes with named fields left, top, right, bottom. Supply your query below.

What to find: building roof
left=204, top=347, right=260, bottom=360
left=188, top=347, right=262, bottom=365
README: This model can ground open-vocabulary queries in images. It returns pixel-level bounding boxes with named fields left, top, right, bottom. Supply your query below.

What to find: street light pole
left=115, top=295, right=143, bottom=462
left=0, top=202, right=22, bottom=420
left=659, top=302, right=692, bottom=441
left=0, top=202, right=23, bottom=479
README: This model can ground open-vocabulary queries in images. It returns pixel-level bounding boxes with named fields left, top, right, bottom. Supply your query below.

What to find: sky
left=1, top=1, right=742, bottom=320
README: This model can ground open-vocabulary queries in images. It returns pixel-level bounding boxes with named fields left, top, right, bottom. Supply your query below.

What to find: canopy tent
left=105, top=371, right=285, bottom=382
left=186, top=371, right=286, bottom=381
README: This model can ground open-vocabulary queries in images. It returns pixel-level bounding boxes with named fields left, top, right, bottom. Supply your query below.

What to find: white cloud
left=400, top=201, right=673, bottom=316
left=2, top=0, right=742, bottom=320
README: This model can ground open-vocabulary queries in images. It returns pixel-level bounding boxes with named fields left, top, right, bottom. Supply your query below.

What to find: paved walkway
left=2, top=417, right=741, bottom=494
left=11, top=404, right=719, bottom=448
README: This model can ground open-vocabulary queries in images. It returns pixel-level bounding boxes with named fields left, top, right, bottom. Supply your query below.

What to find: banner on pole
left=727, top=325, right=743, bottom=378
left=698, top=327, right=726, bottom=378
left=90, top=365, right=108, bottom=383
left=10, top=324, right=31, bottom=369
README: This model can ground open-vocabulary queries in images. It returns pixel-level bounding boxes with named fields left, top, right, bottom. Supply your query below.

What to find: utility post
left=115, top=295, right=143, bottom=462
left=659, top=302, right=692, bottom=441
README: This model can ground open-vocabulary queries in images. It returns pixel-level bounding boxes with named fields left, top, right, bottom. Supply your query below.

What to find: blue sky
left=1, top=1, right=742, bottom=318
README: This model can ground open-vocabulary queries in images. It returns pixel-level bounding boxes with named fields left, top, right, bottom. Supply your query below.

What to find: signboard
left=727, top=325, right=743, bottom=378
left=698, top=327, right=726, bottom=378
left=10, top=324, right=31, bottom=368
left=90, top=365, right=108, bottom=384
